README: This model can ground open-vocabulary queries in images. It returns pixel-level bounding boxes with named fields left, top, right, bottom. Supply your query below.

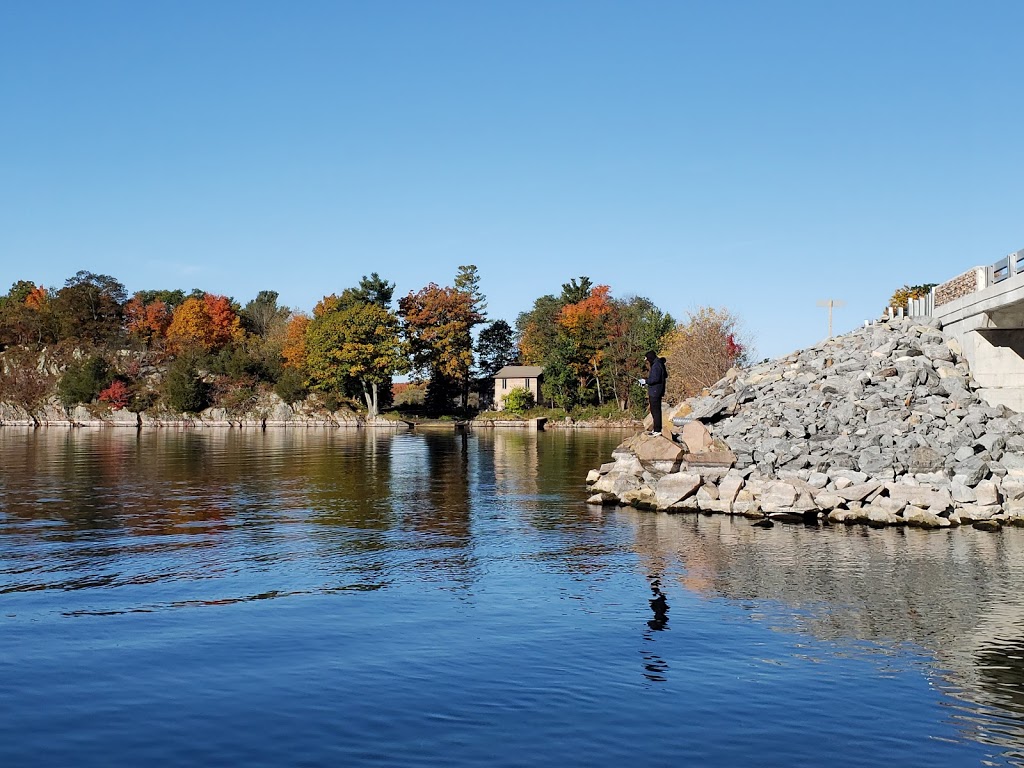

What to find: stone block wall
left=935, top=268, right=985, bottom=307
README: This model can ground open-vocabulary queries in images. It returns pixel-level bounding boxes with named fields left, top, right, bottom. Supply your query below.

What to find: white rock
left=654, top=472, right=702, bottom=510
left=974, top=480, right=1001, bottom=507
left=760, top=481, right=799, bottom=512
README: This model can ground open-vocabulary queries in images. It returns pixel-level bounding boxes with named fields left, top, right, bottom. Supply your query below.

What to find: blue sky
left=2, top=1, right=1022, bottom=360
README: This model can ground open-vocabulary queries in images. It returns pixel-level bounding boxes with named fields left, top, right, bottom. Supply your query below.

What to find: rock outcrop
left=0, top=392, right=403, bottom=429
left=587, top=316, right=1024, bottom=530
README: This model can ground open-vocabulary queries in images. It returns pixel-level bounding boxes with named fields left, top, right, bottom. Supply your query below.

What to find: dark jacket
left=646, top=356, right=666, bottom=399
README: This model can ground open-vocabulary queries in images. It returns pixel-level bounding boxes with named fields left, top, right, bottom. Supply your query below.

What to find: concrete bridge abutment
left=932, top=253, right=1024, bottom=412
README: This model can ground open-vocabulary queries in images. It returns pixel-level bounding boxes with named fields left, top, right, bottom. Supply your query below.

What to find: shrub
left=218, top=381, right=259, bottom=416
left=163, top=356, right=210, bottom=414
left=57, top=355, right=111, bottom=408
left=98, top=379, right=130, bottom=410
left=502, top=386, right=535, bottom=414
left=0, top=347, right=56, bottom=422
left=274, top=367, right=307, bottom=405
left=212, top=343, right=282, bottom=383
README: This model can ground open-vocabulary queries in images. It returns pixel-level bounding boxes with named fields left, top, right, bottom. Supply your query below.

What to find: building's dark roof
left=494, top=365, right=544, bottom=378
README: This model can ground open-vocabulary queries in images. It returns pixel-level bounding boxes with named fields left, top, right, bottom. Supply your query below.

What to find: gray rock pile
left=587, top=317, right=1024, bottom=530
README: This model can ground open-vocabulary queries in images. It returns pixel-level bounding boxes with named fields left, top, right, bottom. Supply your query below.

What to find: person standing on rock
left=641, top=351, right=667, bottom=436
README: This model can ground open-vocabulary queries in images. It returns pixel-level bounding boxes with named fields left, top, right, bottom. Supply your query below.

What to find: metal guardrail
left=990, top=248, right=1024, bottom=284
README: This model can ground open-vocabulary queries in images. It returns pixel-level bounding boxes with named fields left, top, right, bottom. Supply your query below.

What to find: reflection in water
left=648, top=578, right=669, bottom=632
left=618, top=508, right=1024, bottom=764
left=7, top=428, right=1024, bottom=766
left=641, top=576, right=670, bottom=683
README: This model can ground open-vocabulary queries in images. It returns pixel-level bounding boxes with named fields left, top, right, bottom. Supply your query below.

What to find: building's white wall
left=495, top=377, right=540, bottom=410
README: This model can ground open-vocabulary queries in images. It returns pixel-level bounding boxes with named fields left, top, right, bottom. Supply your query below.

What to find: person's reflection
left=641, top=574, right=670, bottom=682
left=648, top=577, right=669, bottom=631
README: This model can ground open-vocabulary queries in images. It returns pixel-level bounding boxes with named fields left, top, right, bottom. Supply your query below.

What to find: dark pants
left=649, top=393, right=662, bottom=433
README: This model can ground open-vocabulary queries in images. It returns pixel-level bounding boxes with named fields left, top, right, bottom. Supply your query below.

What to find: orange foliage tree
left=124, top=297, right=173, bottom=347
left=24, top=285, right=47, bottom=310
left=281, top=313, right=310, bottom=369
left=556, top=284, right=612, bottom=404
left=166, top=294, right=244, bottom=353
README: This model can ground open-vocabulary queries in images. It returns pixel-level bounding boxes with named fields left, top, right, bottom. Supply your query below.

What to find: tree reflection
left=390, top=431, right=478, bottom=592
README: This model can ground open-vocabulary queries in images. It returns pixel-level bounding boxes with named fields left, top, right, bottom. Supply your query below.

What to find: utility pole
left=816, top=299, right=846, bottom=339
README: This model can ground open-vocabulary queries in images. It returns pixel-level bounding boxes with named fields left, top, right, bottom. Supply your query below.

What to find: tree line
left=0, top=267, right=749, bottom=421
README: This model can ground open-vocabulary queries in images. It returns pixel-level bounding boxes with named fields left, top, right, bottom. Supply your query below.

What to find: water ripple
left=2, top=428, right=1023, bottom=767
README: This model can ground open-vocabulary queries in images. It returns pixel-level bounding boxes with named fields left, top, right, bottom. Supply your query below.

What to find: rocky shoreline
left=0, top=394, right=403, bottom=429
left=586, top=317, right=1024, bottom=531
left=0, top=397, right=644, bottom=430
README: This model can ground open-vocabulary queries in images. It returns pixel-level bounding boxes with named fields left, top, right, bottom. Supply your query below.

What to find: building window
left=502, top=379, right=507, bottom=388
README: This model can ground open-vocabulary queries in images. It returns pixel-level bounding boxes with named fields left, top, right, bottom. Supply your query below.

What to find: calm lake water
left=4, top=428, right=1024, bottom=767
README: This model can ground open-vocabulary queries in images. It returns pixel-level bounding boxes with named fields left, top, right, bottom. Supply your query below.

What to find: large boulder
left=654, top=472, right=701, bottom=510
left=633, top=434, right=684, bottom=474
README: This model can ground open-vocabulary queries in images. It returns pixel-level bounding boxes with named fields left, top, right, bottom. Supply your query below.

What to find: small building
left=493, top=366, right=544, bottom=410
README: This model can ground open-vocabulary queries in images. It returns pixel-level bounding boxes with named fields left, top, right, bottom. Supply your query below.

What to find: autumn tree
left=557, top=283, right=612, bottom=406
left=0, top=280, right=53, bottom=347
left=123, top=295, right=173, bottom=348
left=516, top=277, right=606, bottom=410
left=662, top=306, right=751, bottom=403
left=517, top=277, right=674, bottom=413
left=165, top=294, right=245, bottom=353
left=281, top=313, right=310, bottom=370
left=303, top=275, right=406, bottom=416
left=24, top=285, right=48, bottom=310
left=399, top=266, right=486, bottom=413
left=5, top=280, right=39, bottom=305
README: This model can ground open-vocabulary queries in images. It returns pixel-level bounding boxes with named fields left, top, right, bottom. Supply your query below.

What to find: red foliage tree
left=98, top=380, right=131, bottom=410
